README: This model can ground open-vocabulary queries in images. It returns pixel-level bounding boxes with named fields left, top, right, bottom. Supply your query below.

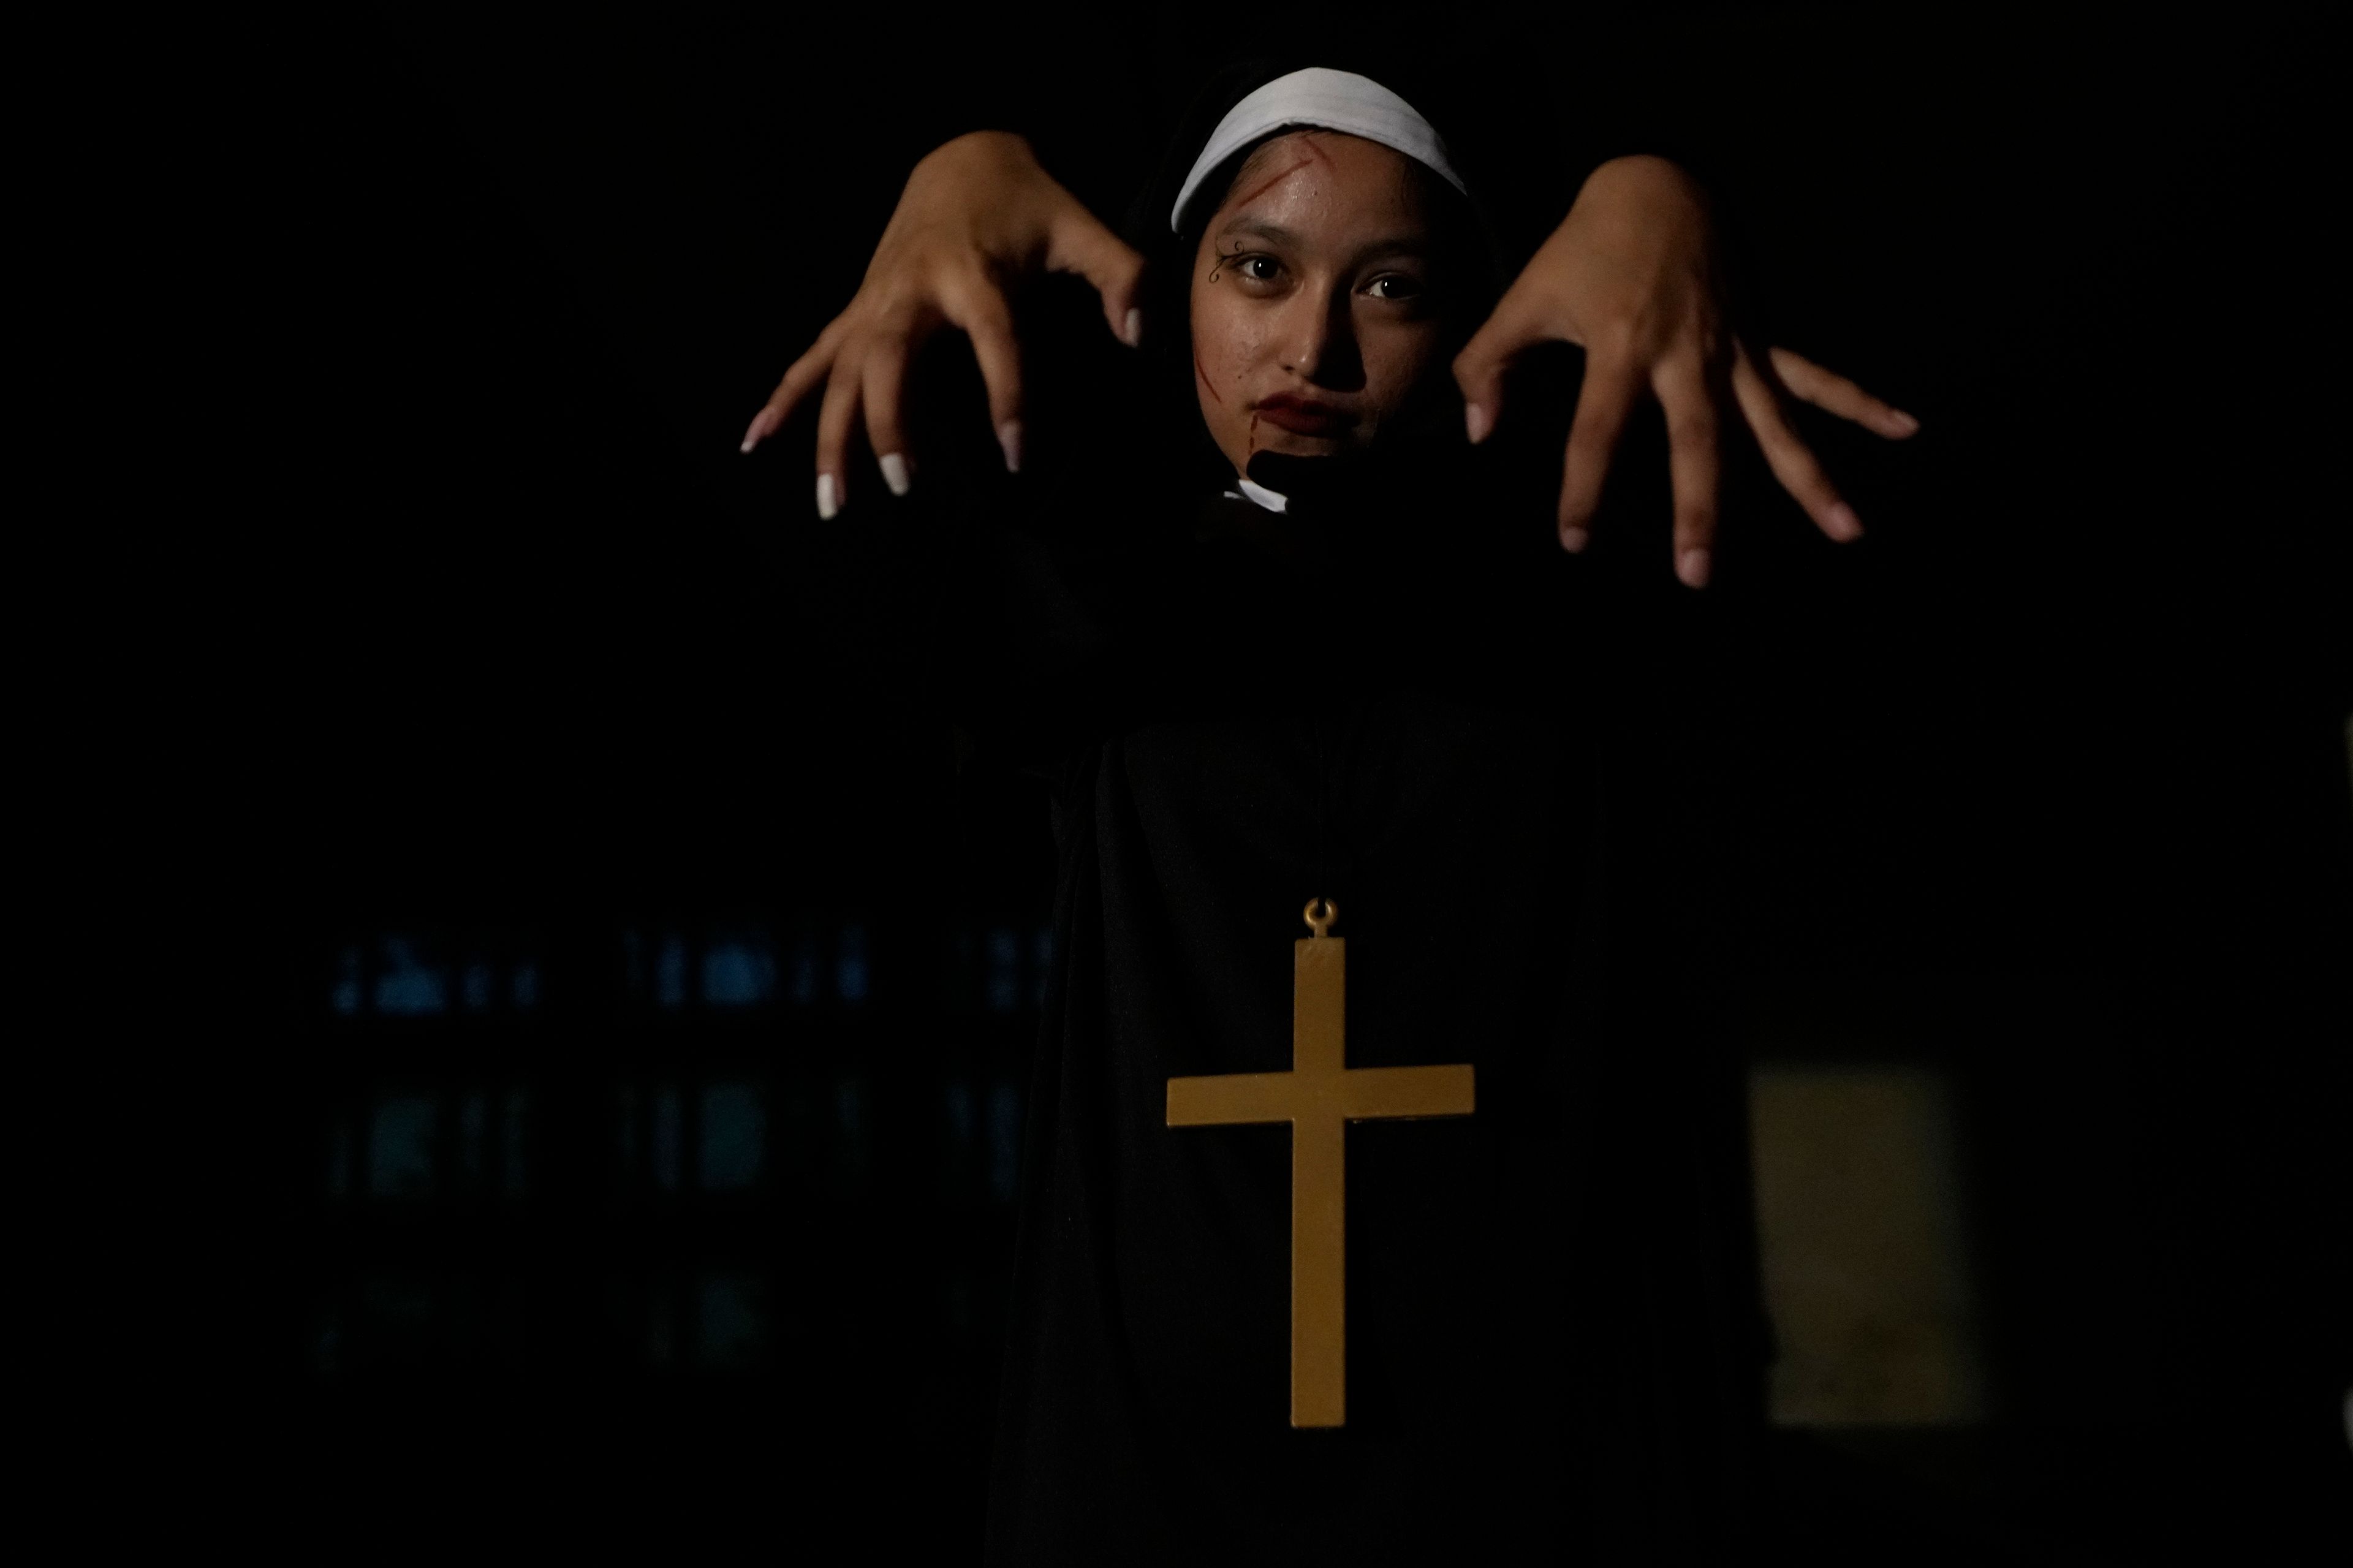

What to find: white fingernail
left=1123, top=308, right=1142, bottom=347
left=816, top=473, right=840, bottom=520
left=998, top=420, right=1023, bottom=474
left=739, top=437, right=755, bottom=455
left=879, top=452, right=910, bottom=496
left=1677, top=547, right=1711, bottom=589
left=1464, top=402, right=1490, bottom=445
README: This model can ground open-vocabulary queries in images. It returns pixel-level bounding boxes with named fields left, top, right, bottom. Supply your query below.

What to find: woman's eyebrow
left=1216, top=219, right=1434, bottom=262
left=1218, top=218, right=1301, bottom=248
left=1351, top=236, right=1436, bottom=262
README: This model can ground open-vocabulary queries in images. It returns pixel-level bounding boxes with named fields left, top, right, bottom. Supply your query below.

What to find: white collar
left=1226, top=478, right=1289, bottom=514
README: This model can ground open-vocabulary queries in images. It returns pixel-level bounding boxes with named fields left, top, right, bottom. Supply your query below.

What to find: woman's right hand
left=740, top=131, right=1146, bottom=518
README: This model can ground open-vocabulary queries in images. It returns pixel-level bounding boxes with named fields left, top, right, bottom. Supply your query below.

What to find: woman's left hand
left=1452, top=154, right=1919, bottom=588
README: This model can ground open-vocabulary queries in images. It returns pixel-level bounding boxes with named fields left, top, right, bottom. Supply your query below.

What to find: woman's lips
left=1254, top=395, right=1357, bottom=438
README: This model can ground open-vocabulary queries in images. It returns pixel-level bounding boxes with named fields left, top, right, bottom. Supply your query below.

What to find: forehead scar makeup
left=1194, top=347, right=1223, bottom=404
left=1225, top=155, right=1316, bottom=213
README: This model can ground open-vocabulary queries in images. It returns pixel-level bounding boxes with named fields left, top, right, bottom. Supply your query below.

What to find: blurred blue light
left=987, top=926, right=1021, bottom=1012
left=835, top=1077, right=868, bottom=1187
left=697, top=1274, right=763, bottom=1368
left=944, top=1080, right=976, bottom=1148
left=374, top=938, right=447, bottom=1016
left=656, top=935, right=686, bottom=1010
left=789, top=936, right=820, bottom=1006
left=368, top=1096, right=437, bottom=1197
left=702, top=938, right=776, bottom=1007
left=836, top=925, right=870, bottom=1004
left=700, top=1083, right=765, bottom=1191
left=988, top=1081, right=1023, bottom=1203
left=652, top=1085, right=682, bottom=1193
left=502, top=1090, right=528, bottom=1199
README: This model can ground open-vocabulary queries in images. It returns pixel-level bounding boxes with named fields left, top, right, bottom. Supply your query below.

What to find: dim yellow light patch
left=1751, top=1066, right=1987, bottom=1427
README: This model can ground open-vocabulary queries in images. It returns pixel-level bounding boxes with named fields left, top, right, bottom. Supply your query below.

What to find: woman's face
left=1189, top=130, right=1452, bottom=477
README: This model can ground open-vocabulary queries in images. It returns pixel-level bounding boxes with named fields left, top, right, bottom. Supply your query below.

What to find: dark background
left=140, top=6, right=2344, bottom=1558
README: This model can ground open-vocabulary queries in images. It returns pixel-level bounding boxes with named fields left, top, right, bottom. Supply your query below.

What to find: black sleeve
left=786, top=457, right=1173, bottom=785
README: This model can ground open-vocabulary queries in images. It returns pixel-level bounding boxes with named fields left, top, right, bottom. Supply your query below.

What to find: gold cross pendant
left=1165, top=897, right=1476, bottom=1428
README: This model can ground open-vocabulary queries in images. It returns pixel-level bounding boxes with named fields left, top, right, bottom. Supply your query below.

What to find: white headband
left=1169, top=66, right=1465, bottom=234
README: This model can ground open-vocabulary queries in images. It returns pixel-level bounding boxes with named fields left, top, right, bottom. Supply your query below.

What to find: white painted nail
left=1123, top=308, right=1143, bottom=347
left=1677, top=547, right=1711, bottom=589
left=1464, top=402, right=1490, bottom=445
left=879, top=452, right=910, bottom=496
left=816, top=473, right=840, bottom=520
left=998, top=420, right=1023, bottom=474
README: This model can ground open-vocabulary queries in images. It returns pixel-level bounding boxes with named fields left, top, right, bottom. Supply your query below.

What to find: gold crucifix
left=1165, top=897, right=1476, bottom=1428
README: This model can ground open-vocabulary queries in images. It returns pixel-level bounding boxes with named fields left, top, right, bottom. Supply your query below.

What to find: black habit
left=820, top=439, right=1767, bottom=1561
left=799, top=56, right=1770, bottom=1562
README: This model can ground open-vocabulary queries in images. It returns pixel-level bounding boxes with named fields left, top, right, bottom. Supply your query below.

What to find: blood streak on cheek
left=1193, top=349, right=1222, bottom=404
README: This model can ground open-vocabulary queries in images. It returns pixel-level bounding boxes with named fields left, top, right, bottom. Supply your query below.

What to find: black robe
left=844, top=449, right=1766, bottom=1561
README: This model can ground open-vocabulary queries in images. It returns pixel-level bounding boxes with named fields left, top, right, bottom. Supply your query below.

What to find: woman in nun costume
left=748, top=57, right=1919, bottom=1564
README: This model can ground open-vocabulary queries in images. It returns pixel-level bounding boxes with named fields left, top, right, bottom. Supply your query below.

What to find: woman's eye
left=1365, top=274, right=1426, bottom=301
left=1237, top=256, right=1281, bottom=282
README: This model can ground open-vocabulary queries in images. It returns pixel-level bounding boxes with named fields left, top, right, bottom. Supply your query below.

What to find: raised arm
left=1453, top=155, right=1919, bottom=588
left=739, top=132, right=1145, bottom=517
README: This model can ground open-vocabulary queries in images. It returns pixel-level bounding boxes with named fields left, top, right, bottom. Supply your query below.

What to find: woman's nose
left=1278, top=285, right=1363, bottom=389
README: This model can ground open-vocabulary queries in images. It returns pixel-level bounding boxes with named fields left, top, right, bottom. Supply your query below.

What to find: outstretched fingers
left=940, top=280, right=1025, bottom=473
left=1767, top=346, right=1919, bottom=439
left=862, top=335, right=914, bottom=498
left=1452, top=286, right=1555, bottom=447
left=1556, top=354, right=1643, bottom=551
left=1656, top=360, right=1722, bottom=588
left=812, top=355, right=863, bottom=520
left=743, top=316, right=847, bottom=454
left=1048, top=213, right=1148, bottom=348
left=1731, top=347, right=1862, bottom=542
